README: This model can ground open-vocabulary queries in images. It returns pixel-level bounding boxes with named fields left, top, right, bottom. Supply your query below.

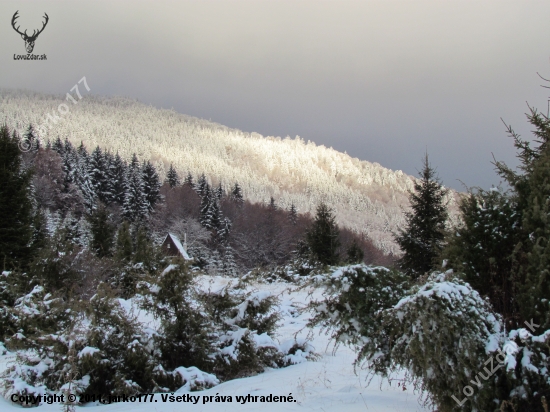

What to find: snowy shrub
left=497, top=327, right=550, bottom=412
left=202, top=283, right=282, bottom=379
left=200, top=276, right=315, bottom=380
left=110, top=262, right=151, bottom=299
left=1, top=282, right=217, bottom=404
left=138, top=261, right=214, bottom=373
left=308, top=264, right=411, bottom=354
left=309, top=266, right=513, bottom=411
left=0, top=271, right=34, bottom=342
left=375, top=272, right=504, bottom=411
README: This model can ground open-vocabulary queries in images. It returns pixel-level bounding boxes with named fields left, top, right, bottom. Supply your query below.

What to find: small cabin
left=161, top=233, right=191, bottom=260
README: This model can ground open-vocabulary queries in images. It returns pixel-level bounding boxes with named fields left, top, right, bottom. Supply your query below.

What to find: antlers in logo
left=11, top=11, right=49, bottom=53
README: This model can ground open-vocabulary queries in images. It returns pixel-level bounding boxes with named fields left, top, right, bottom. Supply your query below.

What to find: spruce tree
left=23, top=124, right=39, bottom=152
left=230, top=182, right=244, bottom=205
left=77, top=141, right=88, bottom=160
left=75, top=149, right=96, bottom=211
left=494, top=107, right=550, bottom=329
left=142, top=161, right=162, bottom=213
left=209, top=199, right=222, bottom=232
left=89, top=146, right=111, bottom=205
left=61, top=143, right=76, bottom=191
left=0, top=126, right=34, bottom=269
left=199, top=185, right=213, bottom=229
left=133, top=225, right=154, bottom=266
left=346, top=240, right=364, bottom=264
left=289, top=203, right=298, bottom=225
left=214, top=182, right=224, bottom=201
left=115, top=221, right=133, bottom=262
left=196, top=173, right=208, bottom=197
left=111, top=152, right=127, bottom=205
left=103, top=151, right=116, bottom=204
left=88, top=204, right=114, bottom=258
left=221, top=245, right=238, bottom=277
left=123, top=165, right=148, bottom=222
left=166, top=163, right=180, bottom=188
left=395, top=154, right=448, bottom=279
left=130, top=153, right=140, bottom=170
left=52, top=136, right=64, bottom=154
left=218, top=217, right=232, bottom=244
left=184, top=172, right=194, bottom=187
left=306, top=202, right=341, bottom=266
left=442, top=188, right=520, bottom=324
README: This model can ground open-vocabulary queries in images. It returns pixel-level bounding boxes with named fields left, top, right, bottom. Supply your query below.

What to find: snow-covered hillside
left=0, top=275, right=427, bottom=411
left=0, top=89, right=456, bottom=254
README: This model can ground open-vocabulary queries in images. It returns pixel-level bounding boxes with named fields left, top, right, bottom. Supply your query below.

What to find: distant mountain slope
left=0, top=89, right=455, bottom=254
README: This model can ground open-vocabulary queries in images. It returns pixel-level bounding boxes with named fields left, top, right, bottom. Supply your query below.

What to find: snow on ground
left=0, top=276, right=428, bottom=412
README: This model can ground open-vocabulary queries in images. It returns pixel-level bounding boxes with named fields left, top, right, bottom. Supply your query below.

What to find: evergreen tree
left=30, top=224, right=82, bottom=292
left=142, top=161, right=162, bottom=213
left=166, top=163, right=180, bottom=188
left=88, top=204, right=115, bottom=258
left=288, top=203, right=298, bottom=225
left=0, top=126, right=34, bottom=269
left=215, top=182, right=224, bottom=201
left=142, top=263, right=213, bottom=371
left=22, top=124, right=39, bottom=151
left=306, top=202, right=341, bottom=266
left=123, top=166, right=148, bottom=222
left=218, top=217, right=232, bottom=244
left=230, top=182, right=244, bottom=205
left=394, top=154, right=448, bottom=279
left=64, top=138, right=74, bottom=154
left=52, top=136, right=64, bottom=154
left=209, top=198, right=222, bottom=232
left=103, top=151, right=116, bottom=204
left=61, top=212, right=85, bottom=247
left=75, top=149, right=96, bottom=212
left=110, top=152, right=127, bottom=205
left=61, top=143, right=77, bottom=191
left=184, top=172, right=194, bottom=187
left=89, top=146, right=111, bottom=205
left=133, top=225, right=154, bottom=266
left=199, top=185, right=213, bottom=229
left=130, top=153, right=140, bottom=170
left=346, top=239, right=364, bottom=264
left=115, top=221, right=133, bottom=262
left=30, top=208, right=48, bottom=257
left=268, top=196, right=277, bottom=211
left=494, top=107, right=550, bottom=329
left=196, top=173, right=208, bottom=197
left=77, top=141, right=88, bottom=159
left=221, top=245, right=238, bottom=277
left=443, top=188, right=520, bottom=324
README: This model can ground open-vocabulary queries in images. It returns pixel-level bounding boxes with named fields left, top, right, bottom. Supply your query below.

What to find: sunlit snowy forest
left=0, top=88, right=457, bottom=255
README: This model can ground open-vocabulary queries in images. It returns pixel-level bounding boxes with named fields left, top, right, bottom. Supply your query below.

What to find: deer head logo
left=11, top=11, right=49, bottom=54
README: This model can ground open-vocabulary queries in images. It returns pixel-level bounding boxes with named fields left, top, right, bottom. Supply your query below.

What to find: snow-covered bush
left=310, top=266, right=545, bottom=411
left=1, top=282, right=217, bottom=404
left=376, top=272, right=504, bottom=411
left=308, top=264, right=411, bottom=355
left=2, top=259, right=313, bottom=405
left=0, top=271, right=34, bottom=342
left=202, top=283, right=282, bottom=379
left=140, top=263, right=314, bottom=382
left=498, top=328, right=550, bottom=412
left=138, top=262, right=214, bottom=373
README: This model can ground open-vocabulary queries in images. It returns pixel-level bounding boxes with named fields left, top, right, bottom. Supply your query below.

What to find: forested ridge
left=0, top=88, right=457, bottom=255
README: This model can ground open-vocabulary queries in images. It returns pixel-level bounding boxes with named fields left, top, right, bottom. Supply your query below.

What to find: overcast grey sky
left=2, top=0, right=550, bottom=190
